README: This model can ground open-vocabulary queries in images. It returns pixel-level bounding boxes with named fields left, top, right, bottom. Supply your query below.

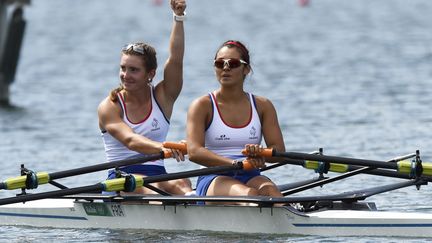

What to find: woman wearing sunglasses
left=97, top=0, right=192, bottom=195
left=187, top=40, right=286, bottom=203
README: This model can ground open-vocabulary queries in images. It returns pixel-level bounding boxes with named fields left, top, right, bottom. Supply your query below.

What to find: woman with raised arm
left=187, top=40, right=286, bottom=202
left=98, top=0, right=192, bottom=195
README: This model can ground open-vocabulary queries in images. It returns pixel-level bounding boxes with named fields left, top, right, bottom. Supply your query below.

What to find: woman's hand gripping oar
left=163, top=141, right=255, bottom=170
left=162, top=141, right=188, bottom=162
left=240, top=144, right=267, bottom=170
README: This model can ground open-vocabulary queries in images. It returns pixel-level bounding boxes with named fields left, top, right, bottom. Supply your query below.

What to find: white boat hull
left=1, top=198, right=432, bottom=237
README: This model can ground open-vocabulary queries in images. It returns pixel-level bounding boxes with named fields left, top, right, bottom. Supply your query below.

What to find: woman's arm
left=98, top=98, right=163, bottom=154
left=256, top=96, right=286, bottom=162
left=187, top=96, right=235, bottom=167
left=155, top=0, right=186, bottom=119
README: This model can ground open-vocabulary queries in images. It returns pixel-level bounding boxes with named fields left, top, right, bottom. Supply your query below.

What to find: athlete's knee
left=176, top=178, right=192, bottom=189
left=165, top=179, right=192, bottom=194
left=258, top=184, right=282, bottom=197
left=246, top=187, right=259, bottom=197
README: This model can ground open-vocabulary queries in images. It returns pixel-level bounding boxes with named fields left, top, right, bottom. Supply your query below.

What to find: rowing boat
left=1, top=194, right=432, bottom=237
left=1, top=142, right=432, bottom=237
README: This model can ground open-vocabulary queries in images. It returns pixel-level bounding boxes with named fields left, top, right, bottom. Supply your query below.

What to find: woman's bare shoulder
left=190, top=94, right=212, bottom=107
left=251, top=94, right=274, bottom=109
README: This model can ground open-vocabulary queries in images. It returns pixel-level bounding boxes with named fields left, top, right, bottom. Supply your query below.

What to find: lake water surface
left=1, top=0, right=432, bottom=242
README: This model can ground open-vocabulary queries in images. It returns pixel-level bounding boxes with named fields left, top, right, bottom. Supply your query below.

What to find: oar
left=166, top=142, right=429, bottom=180
left=260, top=157, right=429, bottom=181
left=282, top=152, right=417, bottom=196
left=167, top=142, right=432, bottom=181
left=0, top=142, right=187, bottom=191
left=260, top=150, right=321, bottom=172
left=0, top=160, right=253, bottom=206
left=242, top=149, right=432, bottom=178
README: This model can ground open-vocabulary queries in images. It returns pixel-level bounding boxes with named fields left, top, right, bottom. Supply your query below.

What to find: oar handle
left=241, top=148, right=274, bottom=157
left=240, top=160, right=254, bottom=170
left=162, top=141, right=188, bottom=158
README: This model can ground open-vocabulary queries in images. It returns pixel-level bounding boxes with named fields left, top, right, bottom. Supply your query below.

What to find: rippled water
left=1, top=0, right=432, bottom=242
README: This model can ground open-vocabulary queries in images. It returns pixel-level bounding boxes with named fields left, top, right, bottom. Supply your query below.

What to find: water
left=1, top=0, right=432, bottom=241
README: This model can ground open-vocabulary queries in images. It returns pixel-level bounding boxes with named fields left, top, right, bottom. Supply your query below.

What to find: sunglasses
left=214, top=58, right=248, bottom=69
left=122, top=44, right=145, bottom=55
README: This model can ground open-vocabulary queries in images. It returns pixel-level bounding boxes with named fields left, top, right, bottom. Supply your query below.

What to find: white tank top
left=101, top=86, right=169, bottom=166
left=205, top=92, right=262, bottom=160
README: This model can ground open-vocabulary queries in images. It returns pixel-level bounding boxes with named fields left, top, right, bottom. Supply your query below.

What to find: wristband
left=173, top=12, right=186, bottom=22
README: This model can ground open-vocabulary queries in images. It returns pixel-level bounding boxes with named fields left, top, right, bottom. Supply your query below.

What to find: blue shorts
left=107, top=164, right=167, bottom=179
left=103, top=165, right=167, bottom=195
left=196, top=169, right=261, bottom=197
